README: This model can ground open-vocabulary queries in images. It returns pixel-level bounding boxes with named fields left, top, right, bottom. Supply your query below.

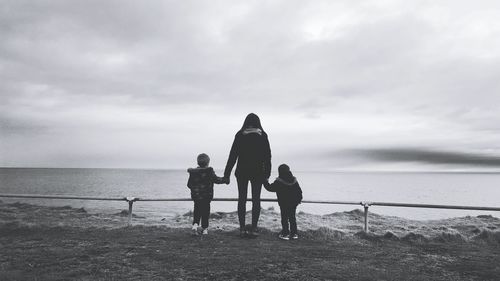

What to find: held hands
left=222, top=177, right=230, bottom=185
left=263, top=179, right=271, bottom=189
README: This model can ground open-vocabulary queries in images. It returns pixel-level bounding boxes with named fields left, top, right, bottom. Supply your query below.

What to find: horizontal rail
left=2, top=193, right=500, bottom=231
left=138, top=197, right=363, bottom=205
left=0, top=193, right=125, bottom=201
left=369, top=201, right=500, bottom=212
left=1, top=193, right=499, bottom=211
left=302, top=200, right=362, bottom=205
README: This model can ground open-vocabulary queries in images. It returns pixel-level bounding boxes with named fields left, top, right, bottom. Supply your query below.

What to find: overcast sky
left=2, top=0, right=500, bottom=171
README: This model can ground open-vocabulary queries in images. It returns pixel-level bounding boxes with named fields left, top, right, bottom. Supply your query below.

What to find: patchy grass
left=1, top=223, right=500, bottom=280
left=1, top=202, right=500, bottom=280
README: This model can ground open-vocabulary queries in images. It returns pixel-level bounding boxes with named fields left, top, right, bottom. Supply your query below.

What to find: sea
left=1, top=168, right=499, bottom=221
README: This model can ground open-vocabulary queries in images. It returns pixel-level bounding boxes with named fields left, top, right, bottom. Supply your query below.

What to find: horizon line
left=2, top=166, right=500, bottom=174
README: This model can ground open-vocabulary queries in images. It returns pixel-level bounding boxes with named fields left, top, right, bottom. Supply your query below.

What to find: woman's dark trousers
left=236, top=177, right=262, bottom=230
left=193, top=199, right=211, bottom=229
left=279, top=204, right=297, bottom=235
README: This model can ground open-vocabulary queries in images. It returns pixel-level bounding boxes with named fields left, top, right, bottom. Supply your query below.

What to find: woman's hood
left=242, top=128, right=262, bottom=135
left=241, top=113, right=264, bottom=131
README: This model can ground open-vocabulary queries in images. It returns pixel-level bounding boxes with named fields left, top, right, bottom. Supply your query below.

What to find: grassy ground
left=1, top=223, right=500, bottom=281
left=1, top=202, right=500, bottom=280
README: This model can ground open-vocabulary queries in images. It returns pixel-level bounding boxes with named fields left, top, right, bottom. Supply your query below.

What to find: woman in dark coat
left=223, top=113, right=272, bottom=237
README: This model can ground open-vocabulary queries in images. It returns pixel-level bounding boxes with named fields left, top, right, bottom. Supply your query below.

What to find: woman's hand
left=223, top=177, right=230, bottom=185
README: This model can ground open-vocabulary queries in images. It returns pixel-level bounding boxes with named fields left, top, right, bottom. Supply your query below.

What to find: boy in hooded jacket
left=264, top=164, right=303, bottom=240
left=187, top=153, right=227, bottom=235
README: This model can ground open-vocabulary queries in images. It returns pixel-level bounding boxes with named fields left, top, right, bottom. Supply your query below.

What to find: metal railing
left=1, top=193, right=500, bottom=232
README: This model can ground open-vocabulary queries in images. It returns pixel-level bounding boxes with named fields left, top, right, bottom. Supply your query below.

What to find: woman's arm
left=224, top=133, right=240, bottom=179
left=210, top=168, right=226, bottom=185
left=262, top=133, right=272, bottom=179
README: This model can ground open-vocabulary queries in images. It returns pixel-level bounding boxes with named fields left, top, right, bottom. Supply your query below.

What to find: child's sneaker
left=191, top=224, right=199, bottom=236
left=290, top=233, right=299, bottom=240
left=202, top=228, right=208, bottom=235
left=278, top=233, right=290, bottom=240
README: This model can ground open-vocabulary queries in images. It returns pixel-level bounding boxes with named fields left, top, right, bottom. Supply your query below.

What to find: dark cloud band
left=344, top=148, right=500, bottom=167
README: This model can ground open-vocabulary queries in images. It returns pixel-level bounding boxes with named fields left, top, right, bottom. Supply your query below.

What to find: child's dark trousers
left=279, top=204, right=298, bottom=235
left=193, top=199, right=211, bottom=229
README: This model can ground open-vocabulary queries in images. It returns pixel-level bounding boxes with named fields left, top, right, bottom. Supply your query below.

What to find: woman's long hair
left=240, top=113, right=264, bottom=132
left=278, top=164, right=294, bottom=182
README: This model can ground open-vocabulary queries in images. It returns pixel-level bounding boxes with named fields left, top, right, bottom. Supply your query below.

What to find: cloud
left=2, top=1, right=500, bottom=169
left=343, top=148, right=500, bottom=167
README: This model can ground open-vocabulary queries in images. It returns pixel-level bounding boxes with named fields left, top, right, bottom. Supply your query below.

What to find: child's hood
left=187, top=167, right=213, bottom=174
left=275, top=176, right=297, bottom=186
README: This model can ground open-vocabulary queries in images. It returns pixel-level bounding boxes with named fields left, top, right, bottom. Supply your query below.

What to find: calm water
left=1, top=168, right=499, bottom=220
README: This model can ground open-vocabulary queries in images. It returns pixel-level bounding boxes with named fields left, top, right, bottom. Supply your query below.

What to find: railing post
left=125, top=197, right=137, bottom=226
left=363, top=202, right=371, bottom=232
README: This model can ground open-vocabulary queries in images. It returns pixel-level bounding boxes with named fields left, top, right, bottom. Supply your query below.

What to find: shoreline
left=2, top=200, right=500, bottom=243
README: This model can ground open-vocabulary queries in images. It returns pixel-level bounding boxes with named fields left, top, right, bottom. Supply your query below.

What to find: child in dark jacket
left=187, top=153, right=226, bottom=235
left=264, top=164, right=303, bottom=240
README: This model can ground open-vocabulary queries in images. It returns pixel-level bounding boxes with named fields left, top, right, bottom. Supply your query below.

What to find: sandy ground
left=1, top=200, right=500, bottom=280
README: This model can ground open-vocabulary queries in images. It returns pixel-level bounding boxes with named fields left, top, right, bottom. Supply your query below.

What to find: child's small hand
left=263, top=180, right=270, bottom=189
